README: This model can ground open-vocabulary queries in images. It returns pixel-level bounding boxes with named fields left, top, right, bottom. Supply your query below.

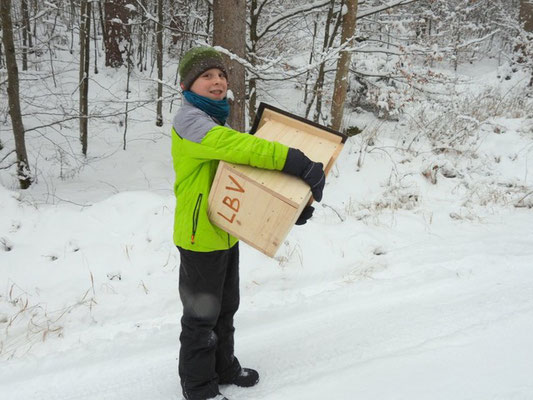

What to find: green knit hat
left=179, top=46, right=228, bottom=91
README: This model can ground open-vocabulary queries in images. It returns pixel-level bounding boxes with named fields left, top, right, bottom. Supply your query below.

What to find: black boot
left=219, top=368, right=259, bottom=388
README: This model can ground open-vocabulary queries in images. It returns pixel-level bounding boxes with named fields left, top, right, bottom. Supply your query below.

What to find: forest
left=1, top=0, right=532, bottom=190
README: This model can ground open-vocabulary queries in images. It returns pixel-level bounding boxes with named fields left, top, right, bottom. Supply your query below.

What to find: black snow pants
left=177, top=243, right=242, bottom=400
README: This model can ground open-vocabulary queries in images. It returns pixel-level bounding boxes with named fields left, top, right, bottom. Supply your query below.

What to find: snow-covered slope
left=1, top=63, right=533, bottom=399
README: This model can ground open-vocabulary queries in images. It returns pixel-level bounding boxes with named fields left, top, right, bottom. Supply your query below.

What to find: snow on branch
left=455, top=30, right=501, bottom=50
left=133, top=0, right=208, bottom=38
left=257, top=0, right=331, bottom=41
left=357, top=0, right=421, bottom=20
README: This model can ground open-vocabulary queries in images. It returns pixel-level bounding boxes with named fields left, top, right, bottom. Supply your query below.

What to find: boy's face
left=190, top=68, right=228, bottom=100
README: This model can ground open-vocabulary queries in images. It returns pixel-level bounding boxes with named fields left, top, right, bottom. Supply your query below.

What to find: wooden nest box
left=208, top=103, right=347, bottom=258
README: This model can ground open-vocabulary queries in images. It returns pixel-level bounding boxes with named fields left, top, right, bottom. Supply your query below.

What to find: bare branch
left=257, top=0, right=331, bottom=41
left=134, top=0, right=209, bottom=38
left=0, top=150, right=16, bottom=164
left=357, top=0, right=421, bottom=20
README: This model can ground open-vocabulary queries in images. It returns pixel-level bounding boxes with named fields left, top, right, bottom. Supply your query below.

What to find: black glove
left=282, top=148, right=325, bottom=202
left=295, top=205, right=314, bottom=225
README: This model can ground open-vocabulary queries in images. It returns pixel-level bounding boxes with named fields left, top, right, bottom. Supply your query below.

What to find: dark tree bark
left=21, top=0, right=32, bottom=71
left=80, top=0, right=91, bottom=155
left=213, top=0, right=246, bottom=131
left=104, top=0, right=131, bottom=68
left=136, top=0, right=148, bottom=71
left=97, top=1, right=108, bottom=48
left=156, top=0, right=164, bottom=126
left=1, top=0, right=32, bottom=189
left=169, top=0, right=184, bottom=46
left=520, top=0, right=533, bottom=32
left=92, top=6, right=99, bottom=74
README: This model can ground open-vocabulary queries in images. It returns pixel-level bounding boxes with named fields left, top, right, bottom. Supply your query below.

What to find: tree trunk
left=156, top=0, right=164, bottom=126
left=520, top=0, right=533, bottom=32
left=98, top=1, right=108, bottom=49
left=304, top=18, right=318, bottom=105
left=520, top=0, right=533, bottom=86
left=32, top=0, right=37, bottom=43
left=213, top=0, right=246, bottom=131
left=1, top=0, right=32, bottom=189
left=80, top=0, right=91, bottom=156
left=169, top=0, right=184, bottom=46
left=69, top=0, right=76, bottom=53
left=104, top=0, right=130, bottom=68
left=315, top=1, right=343, bottom=124
left=305, top=0, right=340, bottom=123
left=0, top=36, right=4, bottom=69
left=330, top=0, right=358, bottom=132
left=136, top=0, right=147, bottom=71
left=248, top=0, right=259, bottom=124
left=123, top=35, right=133, bottom=150
left=21, top=0, right=31, bottom=71
left=92, top=6, right=99, bottom=74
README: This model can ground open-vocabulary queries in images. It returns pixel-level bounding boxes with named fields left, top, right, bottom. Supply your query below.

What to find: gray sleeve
left=172, top=103, right=218, bottom=144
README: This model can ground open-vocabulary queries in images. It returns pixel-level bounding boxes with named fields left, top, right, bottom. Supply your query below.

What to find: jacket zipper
left=191, top=193, right=203, bottom=244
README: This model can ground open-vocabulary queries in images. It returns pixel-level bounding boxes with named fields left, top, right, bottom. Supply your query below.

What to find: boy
left=171, top=46, right=325, bottom=400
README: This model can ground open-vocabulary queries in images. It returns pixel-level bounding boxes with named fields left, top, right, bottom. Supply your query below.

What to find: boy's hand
left=295, top=205, right=315, bottom=225
left=282, top=148, right=326, bottom=202
left=301, top=161, right=325, bottom=202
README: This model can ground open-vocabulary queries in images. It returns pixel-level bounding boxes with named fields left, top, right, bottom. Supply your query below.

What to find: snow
left=2, top=55, right=533, bottom=400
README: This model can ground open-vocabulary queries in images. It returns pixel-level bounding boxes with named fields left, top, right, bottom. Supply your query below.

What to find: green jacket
left=171, top=100, right=289, bottom=252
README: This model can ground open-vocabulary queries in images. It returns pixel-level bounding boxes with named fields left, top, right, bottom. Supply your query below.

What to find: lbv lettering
left=217, top=174, right=245, bottom=224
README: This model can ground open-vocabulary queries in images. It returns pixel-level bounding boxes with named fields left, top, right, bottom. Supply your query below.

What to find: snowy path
left=2, top=209, right=533, bottom=400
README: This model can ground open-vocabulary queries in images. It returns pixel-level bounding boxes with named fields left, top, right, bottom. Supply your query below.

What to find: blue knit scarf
left=183, top=90, right=230, bottom=125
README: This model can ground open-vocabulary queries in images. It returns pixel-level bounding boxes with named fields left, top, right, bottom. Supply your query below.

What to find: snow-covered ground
left=1, top=59, right=533, bottom=400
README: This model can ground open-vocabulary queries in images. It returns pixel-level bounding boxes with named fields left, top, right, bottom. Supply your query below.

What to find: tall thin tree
left=79, top=0, right=91, bottom=156
left=213, top=0, right=246, bottom=131
left=156, top=0, right=164, bottom=126
left=305, top=0, right=343, bottom=123
left=331, top=0, right=358, bottom=132
left=1, top=0, right=32, bottom=189
left=21, top=0, right=32, bottom=71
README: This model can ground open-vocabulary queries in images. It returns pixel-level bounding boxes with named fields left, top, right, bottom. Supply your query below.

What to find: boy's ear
left=180, top=83, right=185, bottom=90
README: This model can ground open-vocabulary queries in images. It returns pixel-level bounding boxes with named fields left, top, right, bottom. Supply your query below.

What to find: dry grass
left=0, top=275, right=97, bottom=360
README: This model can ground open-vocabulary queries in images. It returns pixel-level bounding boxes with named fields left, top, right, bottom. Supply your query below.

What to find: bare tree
left=247, top=0, right=331, bottom=122
left=305, top=0, right=343, bottom=123
left=21, top=0, right=32, bottom=71
left=330, top=0, right=358, bottom=132
left=213, top=0, right=246, bottom=131
left=1, top=0, right=32, bottom=189
left=80, top=0, right=91, bottom=155
left=156, top=0, right=164, bottom=126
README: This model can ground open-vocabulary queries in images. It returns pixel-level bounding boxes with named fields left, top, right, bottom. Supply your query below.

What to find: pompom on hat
left=179, top=46, right=228, bottom=91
